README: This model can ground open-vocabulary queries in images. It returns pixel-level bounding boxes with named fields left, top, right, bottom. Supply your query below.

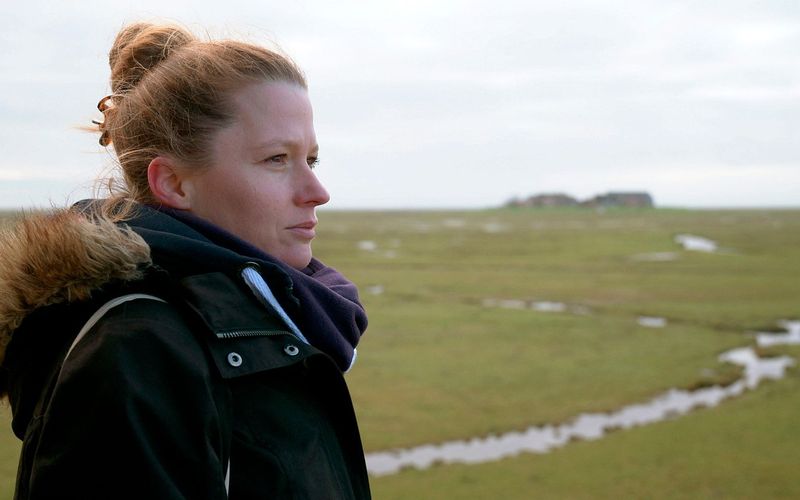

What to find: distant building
left=506, top=193, right=579, bottom=208
left=581, top=192, right=654, bottom=208
left=506, top=191, right=654, bottom=209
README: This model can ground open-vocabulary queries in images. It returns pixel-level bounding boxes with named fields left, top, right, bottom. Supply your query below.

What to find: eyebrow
left=253, top=140, right=319, bottom=153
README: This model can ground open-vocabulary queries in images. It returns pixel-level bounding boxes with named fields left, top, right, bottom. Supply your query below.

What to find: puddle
left=631, top=252, right=680, bottom=262
left=531, top=301, right=567, bottom=313
left=757, top=320, right=800, bottom=347
left=357, top=240, right=378, bottom=251
left=675, top=234, right=718, bottom=252
left=720, top=347, right=794, bottom=389
left=482, top=298, right=527, bottom=310
left=442, top=218, right=467, bottom=228
left=482, top=222, right=509, bottom=233
left=365, top=321, right=798, bottom=476
left=638, top=316, right=667, bottom=328
left=482, top=298, right=591, bottom=316
left=483, top=298, right=592, bottom=316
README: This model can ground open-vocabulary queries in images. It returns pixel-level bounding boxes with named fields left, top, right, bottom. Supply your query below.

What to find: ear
left=147, top=156, right=192, bottom=210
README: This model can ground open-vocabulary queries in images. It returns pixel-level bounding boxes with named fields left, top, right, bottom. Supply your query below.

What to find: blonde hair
left=94, top=23, right=306, bottom=218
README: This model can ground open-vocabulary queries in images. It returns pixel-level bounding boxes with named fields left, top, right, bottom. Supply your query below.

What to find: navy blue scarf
left=144, top=207, right=368, bottom=372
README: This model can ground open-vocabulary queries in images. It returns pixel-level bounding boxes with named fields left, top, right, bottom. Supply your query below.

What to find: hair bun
left=109, top=23, right=193, bottom=93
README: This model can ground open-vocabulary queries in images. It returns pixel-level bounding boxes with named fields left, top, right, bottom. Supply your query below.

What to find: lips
left=287, top=220, right=317, bottom=239
left=290, top=220, right=317, bottom=229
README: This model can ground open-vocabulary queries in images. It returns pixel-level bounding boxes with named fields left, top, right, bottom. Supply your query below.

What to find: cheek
left=189, top=169, right=292, bottom=236
left=190, top=172, right=252, bottom=223
left=222, top=183, right=286, bottom=237
left=190, top=170, right=228, bottom=204
left=244, top=179, right=292, bottom=214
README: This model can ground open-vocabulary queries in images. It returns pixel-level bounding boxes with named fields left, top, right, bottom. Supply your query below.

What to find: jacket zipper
left=215, top=329, right=288, bottom=339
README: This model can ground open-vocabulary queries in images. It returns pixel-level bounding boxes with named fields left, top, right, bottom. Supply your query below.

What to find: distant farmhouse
left=581, top=192, right=654, bottom=208
left=506, top=191, right=654, bottom=209
left=506, top=193, right=579, bottom=208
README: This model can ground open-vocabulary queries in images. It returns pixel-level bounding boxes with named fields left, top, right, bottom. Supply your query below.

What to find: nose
left=295, top=165, right=330, bottom=207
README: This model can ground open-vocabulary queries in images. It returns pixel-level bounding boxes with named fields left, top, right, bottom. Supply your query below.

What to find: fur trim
left=0, top=210, right=151, bottom=365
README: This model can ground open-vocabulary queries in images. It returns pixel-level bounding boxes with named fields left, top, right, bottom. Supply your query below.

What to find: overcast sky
left=1, top=0, right=798, bottom=209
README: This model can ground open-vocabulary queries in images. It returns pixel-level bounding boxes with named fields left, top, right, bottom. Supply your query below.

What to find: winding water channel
left=365, top=321, right=799, bottom=476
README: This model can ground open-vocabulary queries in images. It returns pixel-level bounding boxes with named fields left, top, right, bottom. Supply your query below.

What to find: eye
left=307, top=156, right=320, bottom=169
left=264, top=154, right=288, bottom=165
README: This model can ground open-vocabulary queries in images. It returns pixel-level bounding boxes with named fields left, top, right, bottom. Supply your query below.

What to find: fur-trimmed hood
left=0, top=209, right=152, bottom=365
left=1, top=203, right=367, bottom=403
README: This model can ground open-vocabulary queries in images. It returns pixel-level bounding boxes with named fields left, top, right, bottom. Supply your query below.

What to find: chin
left=288, top=258, right=312, bottom=270
left=282, top=250, right=313, bottom=270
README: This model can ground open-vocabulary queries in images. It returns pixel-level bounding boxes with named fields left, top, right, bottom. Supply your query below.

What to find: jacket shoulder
left=0, top=209, right=151, bottom=369
left=16, top=295, right=232, bottom=499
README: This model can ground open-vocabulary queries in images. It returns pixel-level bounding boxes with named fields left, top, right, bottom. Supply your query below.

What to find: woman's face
left=183, top=81, right=330, bottom=269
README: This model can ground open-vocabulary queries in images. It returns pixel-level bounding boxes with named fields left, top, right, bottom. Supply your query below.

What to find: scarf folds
left=140, top=206, right=368, bottom=372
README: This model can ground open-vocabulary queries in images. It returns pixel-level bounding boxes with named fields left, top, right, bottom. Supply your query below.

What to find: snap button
left=227, top=352, right=243, bottom=367
left=284, top=344, right=300, bottom=356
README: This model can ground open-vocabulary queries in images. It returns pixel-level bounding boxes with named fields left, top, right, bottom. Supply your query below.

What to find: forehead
left=210, top=81, right=316, bottom=156
left=229, top=81, right=313, bottom=133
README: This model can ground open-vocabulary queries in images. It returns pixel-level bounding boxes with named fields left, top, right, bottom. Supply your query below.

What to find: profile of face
left=181, top=82, right=330, bottom=269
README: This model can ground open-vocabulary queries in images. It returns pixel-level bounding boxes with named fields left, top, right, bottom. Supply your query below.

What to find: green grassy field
left=1, top=208, right=799, bottom=498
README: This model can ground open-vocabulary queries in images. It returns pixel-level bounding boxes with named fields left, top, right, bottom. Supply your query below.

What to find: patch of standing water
left=638, top=316, right=667, bottom=328
left=365, top=321, right=798, bottom=477
left=442, top=218, right=467, bottom=228
left=531, top=301, right=567, bottom=313
left=482, top=222, right=509, bottom=233
left=482, top=298, right=527, bottom=309
left=675, top=234, right=718, bottom=252
left=757, top=320, right=800, bottom=347
left=631, top=251, right=680, bottom=262
left=483, top=298, right=592, bottom=316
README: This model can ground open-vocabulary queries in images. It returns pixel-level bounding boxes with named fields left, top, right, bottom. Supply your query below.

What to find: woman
left=0, top=23, right=371, bottom=499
